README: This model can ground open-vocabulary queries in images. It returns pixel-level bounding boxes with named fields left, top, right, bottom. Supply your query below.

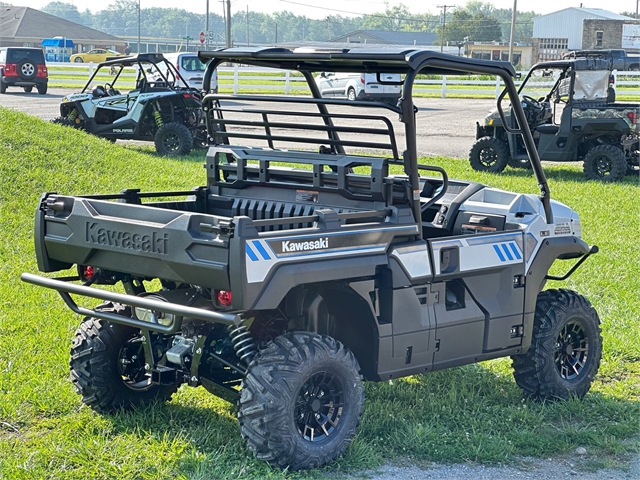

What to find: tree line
left=37, top=0, right=540, bottom=46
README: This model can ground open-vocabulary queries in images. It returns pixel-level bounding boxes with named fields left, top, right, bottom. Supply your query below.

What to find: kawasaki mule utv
left=24, top=47, right=601, bottom=470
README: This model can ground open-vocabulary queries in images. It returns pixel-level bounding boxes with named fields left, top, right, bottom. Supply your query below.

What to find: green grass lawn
left=0, top=108, right=638, bottom=479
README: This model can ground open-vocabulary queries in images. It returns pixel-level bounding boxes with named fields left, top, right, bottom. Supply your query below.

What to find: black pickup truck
left=22, top=47, right=602, bottom=470
left=564, top=49, right=640, bottom=71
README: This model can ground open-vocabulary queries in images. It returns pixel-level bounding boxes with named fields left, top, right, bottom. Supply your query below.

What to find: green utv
left=470, top=57, right=639, bottom=181
left=24, top=48, right=602, bottom=470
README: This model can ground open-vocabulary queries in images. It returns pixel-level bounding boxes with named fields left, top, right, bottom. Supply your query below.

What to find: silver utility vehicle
left=24, top=47, right=601, bottom=471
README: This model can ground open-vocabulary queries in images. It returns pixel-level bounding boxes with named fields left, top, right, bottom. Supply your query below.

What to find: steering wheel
left=105, top=82, right=118, bottom=96
left=521, top=95, right=544, bottom=111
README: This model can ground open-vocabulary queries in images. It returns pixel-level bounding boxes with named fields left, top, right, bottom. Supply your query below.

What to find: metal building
left=533, top=7, right=632, bottom=61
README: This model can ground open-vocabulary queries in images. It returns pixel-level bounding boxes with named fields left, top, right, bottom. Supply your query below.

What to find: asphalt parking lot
left=0, top=88, right=495, bottom=159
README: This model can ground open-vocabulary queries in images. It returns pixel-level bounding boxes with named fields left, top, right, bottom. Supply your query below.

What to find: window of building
left=538, top=38, right=568, bottom=61
left=596, top=31, right=603, bottom=47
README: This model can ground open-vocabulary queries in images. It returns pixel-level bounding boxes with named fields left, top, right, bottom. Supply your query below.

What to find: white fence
left=46, top=63, right=640, bottom=99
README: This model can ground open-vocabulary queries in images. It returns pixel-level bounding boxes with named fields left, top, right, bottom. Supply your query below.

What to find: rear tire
left=51, top=116, right=78, bottom=128
left=583, top=144, right=626, bottom=182
left=511, top=289, right=602, bottom=400
left=70, top=302, right=179, bottom=414
left=239, top=332, right=364, bottom=470
left=347, top=87, right=356, bottom=101
left=0, top=79, right=6, bottom=94
left=37, top=84, right=47, bottom=95
left=74, top=57, right=83, bottom=63
left=154, top=122, right=193, bottom=156
left=469, top=136, right=510, bottom=173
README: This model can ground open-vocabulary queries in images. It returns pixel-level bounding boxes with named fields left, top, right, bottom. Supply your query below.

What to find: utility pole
left=137, top=0, right=141, bottom=54
left=508, top=0, right=517, bottom=64
left=206, top=0, right=209, bottom=32
left=225, top=0, right=231, bottom=48
left=246, top=5, right=250, bottom=46
left=437, top=5, right=455, bottom=53
left=275, top=23, right=278, bottom=44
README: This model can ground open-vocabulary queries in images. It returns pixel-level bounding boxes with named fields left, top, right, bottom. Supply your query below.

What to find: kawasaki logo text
left=86, top=222, right=168, bottom=255
left=281, top=238, right=328, bottom=253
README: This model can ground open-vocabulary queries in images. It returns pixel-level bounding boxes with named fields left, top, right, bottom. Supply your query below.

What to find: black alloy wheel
left=469, top=136, right=510, bottom=173
left=583, top=144, right=626, bottom=182
left=154, top=122, right=193, bottom=156
left=294, top=371, right=344, bottom=442
left=555, top=321, right=589, bottom=380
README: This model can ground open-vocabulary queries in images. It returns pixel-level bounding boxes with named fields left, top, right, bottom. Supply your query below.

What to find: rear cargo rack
left=202, top=94, right=401, bottom=159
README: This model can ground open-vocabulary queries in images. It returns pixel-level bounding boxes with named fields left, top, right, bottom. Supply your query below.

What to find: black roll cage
left=198, top=47, right=552, bottom=225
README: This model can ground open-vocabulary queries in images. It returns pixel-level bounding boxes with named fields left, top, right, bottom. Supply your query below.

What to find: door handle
left=440, top=247, right=459, bottom=274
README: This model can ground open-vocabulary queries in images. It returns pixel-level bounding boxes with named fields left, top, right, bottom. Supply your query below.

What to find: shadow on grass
left=496, top=164, right=640, bottom=185
left=97, top=362, right=639, bottom=474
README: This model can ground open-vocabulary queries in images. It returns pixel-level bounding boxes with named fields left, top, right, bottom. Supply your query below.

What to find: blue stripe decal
left=245, top=244, right=259, bottom=262
left=252, top=241, right=271, bottom=260
left=509, top=242, right=522, bottom=260
left=493, top=245, right=506, bottom=262
left=501, top=244, right=514, bottom=261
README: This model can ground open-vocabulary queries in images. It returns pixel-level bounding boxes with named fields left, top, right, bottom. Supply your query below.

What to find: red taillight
left=36, top=65, right=47, bottom=78
left=4, top=63, right=17, bottom=76
left=360, top=75, right=365, bottom=84
left=217, top=290, right=232, bottom=307
left=627, top=111, right=637, bottom=124
left=83, top=266, right=95, bottom=279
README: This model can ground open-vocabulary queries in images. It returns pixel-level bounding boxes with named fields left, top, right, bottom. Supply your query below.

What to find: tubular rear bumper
left=21, top=273, right=241, bottom=333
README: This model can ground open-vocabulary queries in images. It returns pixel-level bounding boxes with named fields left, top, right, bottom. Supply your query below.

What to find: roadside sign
left=199, top=31, right=205, bottom=44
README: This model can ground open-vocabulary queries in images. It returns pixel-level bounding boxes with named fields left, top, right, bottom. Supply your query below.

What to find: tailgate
left=36, top=195, right=231, bottom=289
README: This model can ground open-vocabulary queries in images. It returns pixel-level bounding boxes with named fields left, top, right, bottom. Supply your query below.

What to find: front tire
left=583, top=144, right=626, bottom=182
left=70, top=303, right=179, bottom=414
left=469, top=136, right=510, bottom=173
left=154, top=122, right=193, bottom=156
left=239, top=332, right=364, bottom=470
left=511, top=289, right=602, bottom=400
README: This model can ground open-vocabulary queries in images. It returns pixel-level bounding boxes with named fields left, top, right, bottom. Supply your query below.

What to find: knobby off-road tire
left=239, top=332, right=364, bottom=470
left=469, top=136, right=510, bottom=173
left=583, top=144, right=627, bottom=182
left=70, top=302, right=178, bottom=414
left=154, top=122, right=193, bottom=156
left=51, top=116, right=78, bottom=128
left=512, top=289, right=602, bottom=400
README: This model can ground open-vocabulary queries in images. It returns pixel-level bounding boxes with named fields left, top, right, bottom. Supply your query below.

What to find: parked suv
left=162, top=52, right=218, bottom=92
left=315, top=71, right=401, bottom=102
left=0, top=47, right=48, bottom=94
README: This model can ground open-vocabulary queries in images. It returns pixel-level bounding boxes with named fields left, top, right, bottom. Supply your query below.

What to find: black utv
left=470, top=57, right=639, bottom=181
